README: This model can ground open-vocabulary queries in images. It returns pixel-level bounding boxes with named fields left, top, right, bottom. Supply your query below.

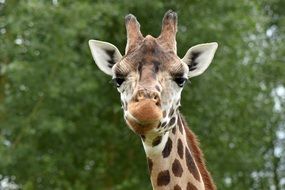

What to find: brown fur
left=91, top=10, right=218, bottom=190
left=118, top=11, right=216, bottom=190
left=114, top=36, right=184, bottom=78
left=181, top=115, right=216, bottom=190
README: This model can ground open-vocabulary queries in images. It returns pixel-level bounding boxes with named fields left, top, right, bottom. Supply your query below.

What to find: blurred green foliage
left=0, top=0, right=285, bottom=189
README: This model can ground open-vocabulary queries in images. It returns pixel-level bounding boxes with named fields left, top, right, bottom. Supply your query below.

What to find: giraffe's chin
left=126, top=117, right=160, bottom=135
left=126, top=99, right=162, bottom=134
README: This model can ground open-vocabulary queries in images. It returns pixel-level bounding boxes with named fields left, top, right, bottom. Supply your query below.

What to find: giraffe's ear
left=88, top=40, right=123, bottom=76
left=182, top=42, right=218, bottom=78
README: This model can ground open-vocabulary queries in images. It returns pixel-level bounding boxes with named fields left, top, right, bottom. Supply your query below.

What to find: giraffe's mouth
left=126, top=99, right=162, bottom=134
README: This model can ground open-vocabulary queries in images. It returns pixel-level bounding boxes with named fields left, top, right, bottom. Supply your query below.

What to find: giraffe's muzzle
left=125, top=90, right=162, bottom=134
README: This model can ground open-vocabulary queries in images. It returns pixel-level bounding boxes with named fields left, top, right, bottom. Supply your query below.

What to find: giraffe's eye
left=174, top=77, right=187, bottom=87
left=113, top=78, right=125, bottom=87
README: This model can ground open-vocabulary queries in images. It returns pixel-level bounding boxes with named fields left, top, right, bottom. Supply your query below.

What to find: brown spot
left=174, top=185, right=182, bottom=190
left=152, top=136, right=162, bottom=146
left=157, top=122, right=161, bottom=128
left=169, top=117, right=176, bottom=126
left=177, top=116, right=183, bottom=134
left=177, top=138, right=183, bottom=159
left=147, top=157, right=153, bottom=174
left=176, top=101, right=180, bottom=106
left=155, top=85, right=161, bottom=92
left=172, top=126, right=176, bottom=134
left=162, top=138, right=172, bottom=158
left=161, top=121, right=167, bottom=128
left=169, top=107, right=174, bottom=117
left=185, top=147, right=200, bottom=181
left=157, top=170, right=170, bottom=186
left=172, top=159, right=183, bottom=177
left=187, top=182, right=198, bottom=190
left=180, top=114, right=216, bottom=189
left=152, top=60, right=161, bottom=73
left=141, top=135, right=145, bottom=141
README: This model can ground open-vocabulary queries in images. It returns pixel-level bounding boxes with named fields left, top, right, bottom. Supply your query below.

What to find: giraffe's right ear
left=88, top=40, right=123, bottom=76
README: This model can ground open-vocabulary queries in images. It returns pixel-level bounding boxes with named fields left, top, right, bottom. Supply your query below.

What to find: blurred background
left=0, top=0, right=285, bottom=189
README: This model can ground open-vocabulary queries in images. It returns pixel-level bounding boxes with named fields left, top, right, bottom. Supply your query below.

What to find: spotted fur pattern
left=89, top=10, right=218, bottom=190
left=143, top=114, right=216, bottom=190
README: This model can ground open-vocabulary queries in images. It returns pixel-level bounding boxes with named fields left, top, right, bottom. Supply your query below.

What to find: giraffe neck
left=142, top=114, right=216, bottom=190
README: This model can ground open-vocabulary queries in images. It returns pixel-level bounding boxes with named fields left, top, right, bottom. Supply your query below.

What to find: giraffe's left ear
left=89, top=40, right=123, bottom=76
left=182, top=42, right=218, bottom=78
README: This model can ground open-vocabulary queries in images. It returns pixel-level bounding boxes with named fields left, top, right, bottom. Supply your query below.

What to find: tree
left=0, top=0, right=284, bottom=189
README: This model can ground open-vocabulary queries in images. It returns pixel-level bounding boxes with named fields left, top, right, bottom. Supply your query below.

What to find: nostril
left=155, top=99, right=161, bottom=106
left=135, top=91, right=144, bottom=102
left=153, top=94, right=161, bottom=106
left=134, top=90, right=161, bottom=105
left=153, top=94, right=159, bottom=102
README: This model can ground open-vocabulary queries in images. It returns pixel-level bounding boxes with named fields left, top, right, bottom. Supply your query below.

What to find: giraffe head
left=89, top=10, right=218, bottom=136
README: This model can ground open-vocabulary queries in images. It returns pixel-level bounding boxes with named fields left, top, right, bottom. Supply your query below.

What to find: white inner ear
left=88, top=40, right=122, bottom=76
left=182, top=42, right=218, bottom=78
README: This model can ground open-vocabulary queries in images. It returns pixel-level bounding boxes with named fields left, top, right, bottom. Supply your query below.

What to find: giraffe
left=89, top=10, right=218, bottom=190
